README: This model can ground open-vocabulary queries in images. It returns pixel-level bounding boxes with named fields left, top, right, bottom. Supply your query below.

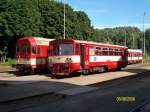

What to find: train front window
left=32, top=47, right=36, bottom=54
left=26, top=46, right=30, bottom=54
left=22, top=45, right=30, bottom=54
left=59, top=44, right=74, bottom=55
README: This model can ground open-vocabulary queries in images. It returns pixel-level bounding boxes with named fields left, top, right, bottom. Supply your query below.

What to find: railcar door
left=122, top=48, right=128, bottom=68
left=80, top=44, right=85, bottom=69
left=80, top=44, right=89, bottom=70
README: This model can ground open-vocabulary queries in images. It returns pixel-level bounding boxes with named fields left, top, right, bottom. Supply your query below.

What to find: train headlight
left=65, top=58, right=72, bottom=63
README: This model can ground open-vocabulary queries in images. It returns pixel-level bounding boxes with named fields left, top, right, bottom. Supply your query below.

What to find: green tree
left=74, top=11, right=93, bottom=40
left=93, top=27, right=142, bottom=49
left=0, top=0, right=41, bottom=58
left=145, top=29, right=150, bottom=55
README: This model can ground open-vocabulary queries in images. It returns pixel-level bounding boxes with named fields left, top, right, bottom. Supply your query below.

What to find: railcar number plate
left=57, top=73, right=64, bottom=75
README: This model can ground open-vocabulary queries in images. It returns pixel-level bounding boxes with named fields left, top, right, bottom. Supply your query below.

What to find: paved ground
left=0, top=64, right=149, bottom=102
left=139, top=102, right=150, bottom=112
left=0, top=64, right=150, bottom=112
left=0, top=81, right=80, bottom=103
left=0, top=75, right=50, bottom=84
left=1, top=70, right=150, bottom=112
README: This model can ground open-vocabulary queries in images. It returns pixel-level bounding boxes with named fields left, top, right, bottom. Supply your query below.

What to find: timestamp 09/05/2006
left=116, top=96, right=136, bottom=102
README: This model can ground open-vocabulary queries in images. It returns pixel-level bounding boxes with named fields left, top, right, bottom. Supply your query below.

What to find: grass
left=0, top=58, right=16, bottom=67
left=143, top=54, right=150, bottom=63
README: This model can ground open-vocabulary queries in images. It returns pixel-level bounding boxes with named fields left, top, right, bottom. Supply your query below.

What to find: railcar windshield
left=22, top=45, right=30, bottom=54
left=59, top=44, right=74, bottom=55
left=49, top=43, right=74, bottom=56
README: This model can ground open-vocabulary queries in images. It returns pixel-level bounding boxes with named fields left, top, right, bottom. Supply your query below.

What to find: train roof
left=128, top=49, right=143, bottom=52
left=74, top=39, right=128, bottom=48
left=19, top=37, right=54, bottom=46
left=52, top=39, right=127, bottom=48
left=34, top=37, right=54, bottom=45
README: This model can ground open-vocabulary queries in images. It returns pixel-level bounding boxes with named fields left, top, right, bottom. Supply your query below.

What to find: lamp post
left=143, top=12, right=146, bottom=55
left=132, top=32, right=134, bottom=49
left=124, top=27, right=127, bottom=46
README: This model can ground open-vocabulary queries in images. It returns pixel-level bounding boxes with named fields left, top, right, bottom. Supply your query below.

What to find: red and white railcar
left=16, top=37, right=54, bottom=73
left=128, top=49, right=143, bottom=64
left=48, top=39, right=128, bottom=75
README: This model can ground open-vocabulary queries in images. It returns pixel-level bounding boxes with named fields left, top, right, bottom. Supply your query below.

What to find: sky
left=58, top=0, right=150, bottom=30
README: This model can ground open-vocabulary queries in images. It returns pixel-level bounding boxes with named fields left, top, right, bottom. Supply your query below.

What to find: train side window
left=118, top=49, right=122, bottom=55
left=32, top=47, right=36, bottom=54
left=26, top=46, right=30, bottom=54
left=128, top=53, right=130, bottom=57
left=102, top=48, right=108, bottom=55
left=22, top=47, right=26, bottom=53
left=136, top=54, right=138, bottom=57
left=114, top=49, right=119, bottom=55
left=38, top=47, right=40, bottom=54
left=47, top=48, right=49, bottom=56
left=95, top=47, right=101, bottom=55
left=16, top=46, right=19, bottom=54
left=96, top=47, right=101, bottom=50
left=132, top=53, right=134, bottom=57
left=89, top=47, right=95, bottom=55
left=76, top=44, right=79, bottom=55
left=134, top=54, right=136, bottom=57
left=109, top=48, right=113, bottom=55
left=95, top=50, right=102, bottom=55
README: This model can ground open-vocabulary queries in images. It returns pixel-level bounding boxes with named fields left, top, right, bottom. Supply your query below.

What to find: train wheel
left=89, top=68, right=93, bottom=74
left=82, top=69, right=89, bottom=75
left=98, top=67, right=105, bottom=73
left=104, top=66, right=109, bottom=72
left=28, top=68, right=35, bottom=75
left=116, top=67, right=122, bottom=71
left=17, top=69, right=25, bottom=75
left=50, top=73, right=64, bottom=79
